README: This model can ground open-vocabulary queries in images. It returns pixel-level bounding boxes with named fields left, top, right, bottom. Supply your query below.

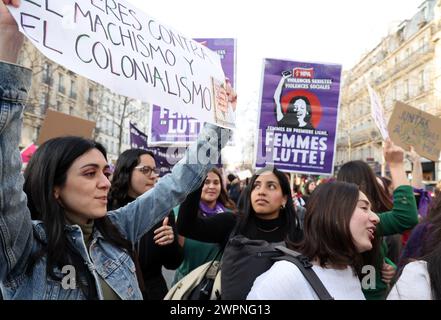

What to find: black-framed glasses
left=134, top=165, right=160, bottom=176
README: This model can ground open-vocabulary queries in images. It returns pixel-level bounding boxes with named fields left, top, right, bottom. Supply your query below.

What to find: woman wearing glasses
left=108, top=149, right=183, bottom=300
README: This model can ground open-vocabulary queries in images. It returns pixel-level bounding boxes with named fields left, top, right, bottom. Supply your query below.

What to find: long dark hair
left=304, top=179, right=316, bottom=196
left=235, top=167, right=302, bottom=243
left=379, top=176, right=393, bottom=198
left=336, top=160, right=386, bottom=271
left=202, top=167, right=236, bottom=211
left=108, top=148, right=155, bottom=209
left=424, top=245, right=441, bottom=299
left=418, top=194, right=441, bottom=299
left=23, top=136, right=134, bottom=298
left=337, top=161, right=393, bottom=212
left=291, top=181, right=364, bottom=274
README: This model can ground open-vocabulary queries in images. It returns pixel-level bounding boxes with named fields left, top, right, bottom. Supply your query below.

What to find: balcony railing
left=374, top=45, right=434, bottom=85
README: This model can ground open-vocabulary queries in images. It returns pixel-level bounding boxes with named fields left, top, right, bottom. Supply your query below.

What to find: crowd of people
left=1, top=0, right=441, bottom=301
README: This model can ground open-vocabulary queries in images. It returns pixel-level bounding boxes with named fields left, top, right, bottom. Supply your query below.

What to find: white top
left=387, top=261, right=432, bottom=300
left=246, top=260, right=365, bottom=300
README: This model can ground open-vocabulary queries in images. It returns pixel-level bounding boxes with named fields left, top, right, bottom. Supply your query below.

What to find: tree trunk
left=117, top=97, right=129, bottom=155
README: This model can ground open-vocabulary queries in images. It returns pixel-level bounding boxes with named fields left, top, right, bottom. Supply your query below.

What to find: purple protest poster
left=148, top=105, right=201, bottom=145
left=194, top=38, right=236, bottom=88
left=149, top=38, right=236, bottom=146
left=255, top=59, right=342, bottom=175
left=130, top=122, right=149, bottom=150
left=130, top=122, right=186, bottom=177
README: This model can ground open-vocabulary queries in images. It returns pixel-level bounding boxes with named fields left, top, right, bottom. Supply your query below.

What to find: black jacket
left=109, top=196, right=183, bottom=299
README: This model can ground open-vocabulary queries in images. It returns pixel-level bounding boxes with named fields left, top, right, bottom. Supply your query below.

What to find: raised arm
left=0, top=0, right=34, bottom=281
left=384, top=139, right=410, bottom=189
left=0, top=0, right=22, bottom=63
left=274, top=72, right=290, bottom=122
left=176, top=186, right=236, bottom=244
left=378, top=139, right=418, bottom=235
left=408, top=146, right=424, bottom=189
left=108, top=123, right=232, bottom=243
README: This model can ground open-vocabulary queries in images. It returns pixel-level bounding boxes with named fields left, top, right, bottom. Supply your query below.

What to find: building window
left=419, top=36, right=428, bottom=52
left=421, top=7, right=427, bottom=22
left=69, top=79, right=77, bottom=100
left=58, top=73, right=65, bottom=94
left=56, top=100, right=62, bottom=111
left=87, top=87, right=94, bottom=105
left=39, top=94, right=47, bottom=109
left=403, top=79, right=409, bottom=99
left=419, top=70, right=426, bottom=92
left=42, top=62, right=52, bottom=85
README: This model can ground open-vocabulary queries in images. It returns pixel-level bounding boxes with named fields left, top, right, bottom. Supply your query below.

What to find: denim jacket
left=0, top=60, right=230, bottom=299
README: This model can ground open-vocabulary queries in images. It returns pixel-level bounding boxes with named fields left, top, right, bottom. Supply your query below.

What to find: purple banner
left=149, top=105, right=202, bottom=145
left=149, top=39, right=236, bottom=146
left=130, top=122, right=186, bottom=177
left=194, top=38, right=236, bottom=88
left=255, top=59, right=342, bottom=175
left=130, top=122, right=149, bottom=149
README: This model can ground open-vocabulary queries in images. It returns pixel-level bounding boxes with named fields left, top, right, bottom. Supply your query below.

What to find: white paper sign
left=8, top=0, right=230, bottom=127
left=367, top=83, right=389, bottom=139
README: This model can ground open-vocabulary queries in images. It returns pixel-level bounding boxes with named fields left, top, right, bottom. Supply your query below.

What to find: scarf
left=199, top=201, right=226, bottom=217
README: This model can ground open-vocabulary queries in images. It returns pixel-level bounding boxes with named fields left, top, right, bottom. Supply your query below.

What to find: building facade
left=337, top=0, right=441, bottom=180
left=18, top=39, right=149, bottom=163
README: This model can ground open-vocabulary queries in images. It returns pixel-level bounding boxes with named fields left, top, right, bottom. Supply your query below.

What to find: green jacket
left=172, top=205, right=232, bottom=285
left=363, top=185, right=418, bottom=300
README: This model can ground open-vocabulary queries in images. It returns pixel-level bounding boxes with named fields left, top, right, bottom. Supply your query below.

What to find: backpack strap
left=273, top=246, right=334, bottom=300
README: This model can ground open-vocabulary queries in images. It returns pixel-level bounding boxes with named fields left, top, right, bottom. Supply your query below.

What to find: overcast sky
left=127, top=0, right=423, bottom=98
left=126, top=0, right=424, bottom=166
